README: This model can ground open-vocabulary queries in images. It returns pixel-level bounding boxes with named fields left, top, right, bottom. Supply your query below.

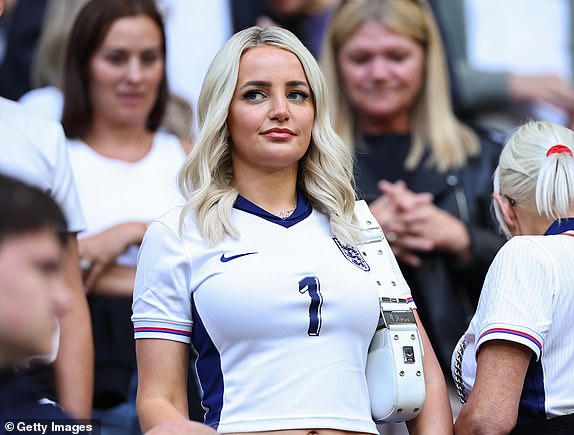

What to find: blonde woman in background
left=321, top=0, right=505, bottom=372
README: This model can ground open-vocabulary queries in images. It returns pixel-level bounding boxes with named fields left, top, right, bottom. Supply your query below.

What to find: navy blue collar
left=544, top=217, right=574, bottom=235
left=233, top=189, right=312, bottom=228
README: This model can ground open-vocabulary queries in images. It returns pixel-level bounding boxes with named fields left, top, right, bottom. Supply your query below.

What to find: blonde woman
left=132, top=25, right=451, bottom=434
left=321, top=0, right=505, bottom=369
left=453, top=121, right=574, bottom=434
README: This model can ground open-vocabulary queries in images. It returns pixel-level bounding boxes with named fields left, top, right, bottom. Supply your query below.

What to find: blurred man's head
left=0, top=175, right=70, bottom=368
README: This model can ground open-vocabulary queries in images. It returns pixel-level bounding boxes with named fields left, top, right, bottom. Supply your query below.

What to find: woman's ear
left=493, top=193, right=519, bottom=236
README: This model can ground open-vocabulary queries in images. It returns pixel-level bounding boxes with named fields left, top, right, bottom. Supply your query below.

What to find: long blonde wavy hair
left=320, top=0, right=479, bottom=172
left=178, top=26, right=358, bottom=245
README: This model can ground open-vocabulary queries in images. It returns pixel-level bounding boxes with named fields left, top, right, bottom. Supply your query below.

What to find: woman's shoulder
left=153, top=129, right=189, bottom=156
left=149, top=205, right=187, bottom=234
left=494, top=235, right=559, bottom=266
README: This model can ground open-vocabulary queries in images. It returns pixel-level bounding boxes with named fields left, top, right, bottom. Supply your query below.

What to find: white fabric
left=132, top=202, right=414, bottom=433
left=67, top=130, right=185, bottom=267
left=465, top=0, right=571, bottom=124
left=18, top=86, right=63, bottom=121
left=452, top=234, right=574, bottom=419
left=0, top=96, right=85, bottom=232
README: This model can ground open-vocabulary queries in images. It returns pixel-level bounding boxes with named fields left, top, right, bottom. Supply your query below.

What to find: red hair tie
left=546, top=144, right=573, bottom=157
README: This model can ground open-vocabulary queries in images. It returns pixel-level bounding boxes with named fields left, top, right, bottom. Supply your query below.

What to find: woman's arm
left=136, top=338, right=191, bottom=432
left=406, top=309, right=454, bottom=435
left=454, top=340, right=531, bottom=435
left=89, top=264, right=136, bottom=297
left=79, top=221, right=147, bottom=288
left=53, top=234, right=94, bottom=418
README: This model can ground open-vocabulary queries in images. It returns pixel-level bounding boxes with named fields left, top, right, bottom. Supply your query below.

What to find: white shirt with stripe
left=132, top=194, right=414, bottom=433
left=452, top=219, right=574, bottom=423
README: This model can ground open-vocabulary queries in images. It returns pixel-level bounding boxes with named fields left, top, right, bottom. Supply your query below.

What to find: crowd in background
left=1, top=0, right=574, bottom=434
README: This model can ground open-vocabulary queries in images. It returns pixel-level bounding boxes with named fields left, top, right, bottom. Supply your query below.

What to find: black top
left=354, top=132, right=505, bottom=369
left=0, top=369, right=74, bottom=420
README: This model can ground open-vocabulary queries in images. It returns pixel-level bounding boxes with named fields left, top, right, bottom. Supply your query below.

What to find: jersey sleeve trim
left=133, top=319, right=192, bottom=344
left=477, top=324, right=542, bottom=360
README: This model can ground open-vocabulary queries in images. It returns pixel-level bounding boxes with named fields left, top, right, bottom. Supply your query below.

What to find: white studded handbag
left=354, top=200, right=426, bottom=423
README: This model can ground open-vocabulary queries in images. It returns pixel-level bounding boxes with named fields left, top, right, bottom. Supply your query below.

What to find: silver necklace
left=276, top=207, right=296, bottom=219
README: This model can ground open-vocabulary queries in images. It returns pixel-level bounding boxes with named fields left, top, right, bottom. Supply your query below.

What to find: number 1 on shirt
left=299, top=276, right=323, bottom=336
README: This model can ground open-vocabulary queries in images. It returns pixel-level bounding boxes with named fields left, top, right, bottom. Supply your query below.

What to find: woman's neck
left=357, top=112, right=410, bottom=135
left=232, top=168, right=299, bottom=216
left=82, top=120, right=154, bottom=163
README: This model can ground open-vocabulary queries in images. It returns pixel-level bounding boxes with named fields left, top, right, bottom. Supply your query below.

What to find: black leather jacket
left=354, top=132, right=506, bottom=369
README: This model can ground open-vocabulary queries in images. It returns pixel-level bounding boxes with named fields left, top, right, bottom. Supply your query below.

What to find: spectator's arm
left=53, top=234, right=94, bottom=419
left=89, top=264, right=136, bottom=297
left=455, top=340, right=531, bottom=435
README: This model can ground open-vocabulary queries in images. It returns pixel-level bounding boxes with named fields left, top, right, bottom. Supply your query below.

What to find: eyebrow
left=239, top=80, right=310, bottom=89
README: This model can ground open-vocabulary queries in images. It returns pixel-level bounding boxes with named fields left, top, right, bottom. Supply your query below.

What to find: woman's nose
left=371, top=56, right=390, bottom=80
left=269, top=96, right=290, bottom=121
left=125, top=58, right=143, bottom=82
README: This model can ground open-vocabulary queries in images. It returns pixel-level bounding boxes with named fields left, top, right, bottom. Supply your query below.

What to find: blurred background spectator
left=321, top=0, right=505, bottom=378
left=3, top=0, right=232, bottom=139
left=1, top=94, right=93, bottom=419
left=0, top=174, right=75, bottom=420
left=18, top=0, right=194, bottom=142
left=58, top=0, right=199, bottom=432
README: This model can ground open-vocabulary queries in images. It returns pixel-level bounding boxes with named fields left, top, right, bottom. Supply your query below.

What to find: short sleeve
left=473, top=237, right=555, bottom=360
left=50, top=123, right=86, bottom=233
left=132, top=219, right=193, bottom=344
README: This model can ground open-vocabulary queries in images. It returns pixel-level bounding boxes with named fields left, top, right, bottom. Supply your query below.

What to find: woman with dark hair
left=60, top=0, right=190, bottom=433
left=61, top=0, right=169, bottom=139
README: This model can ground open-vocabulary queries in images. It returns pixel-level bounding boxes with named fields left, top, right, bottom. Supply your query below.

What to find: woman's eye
left=244, top=90, right=265, bottom=101
left=287, top=90, right=310, bottom=101
left=141, top=51, right=162, bottom=66
left=106, top=53, right=127, bottom=65
left=389, top=52, right=408, bottom=62
left=349, top=54, right=371, bottom=65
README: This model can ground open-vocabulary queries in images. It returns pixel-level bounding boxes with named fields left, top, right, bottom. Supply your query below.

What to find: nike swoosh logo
left=220, top=252, right=258, bottom=263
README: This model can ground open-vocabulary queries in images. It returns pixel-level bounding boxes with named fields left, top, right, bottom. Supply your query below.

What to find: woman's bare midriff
left=227, top=430, right=373, bottom=435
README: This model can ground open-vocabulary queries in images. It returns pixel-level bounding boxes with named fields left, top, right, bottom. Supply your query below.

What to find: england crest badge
left=332, top=237, right=370, bottom=271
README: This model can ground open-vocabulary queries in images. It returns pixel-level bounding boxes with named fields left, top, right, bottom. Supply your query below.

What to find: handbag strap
left=354, top=200, right=417, bottom=330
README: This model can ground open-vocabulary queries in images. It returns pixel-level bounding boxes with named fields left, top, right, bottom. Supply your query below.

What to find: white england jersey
left=132, top=193, right=414, bottom=433
left=452, top=218, right=574, bottom=424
